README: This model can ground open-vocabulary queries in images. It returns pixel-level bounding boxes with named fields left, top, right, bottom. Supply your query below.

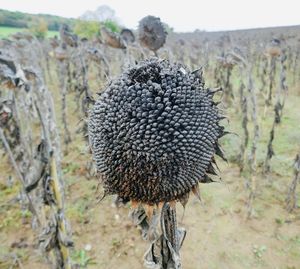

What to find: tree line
left=0, top=9, right=76, bottom=30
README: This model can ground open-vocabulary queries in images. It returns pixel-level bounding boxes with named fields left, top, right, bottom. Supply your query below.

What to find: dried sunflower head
left=88, top=58, right=225, bottom=206
left=138, top=16, right=167, bottom=52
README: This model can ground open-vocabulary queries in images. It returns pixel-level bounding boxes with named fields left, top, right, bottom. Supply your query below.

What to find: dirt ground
left=1, top=158, right=300, bottom=269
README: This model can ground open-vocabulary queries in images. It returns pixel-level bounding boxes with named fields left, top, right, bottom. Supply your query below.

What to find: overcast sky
left=1, top=0, right=299, bottom=32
